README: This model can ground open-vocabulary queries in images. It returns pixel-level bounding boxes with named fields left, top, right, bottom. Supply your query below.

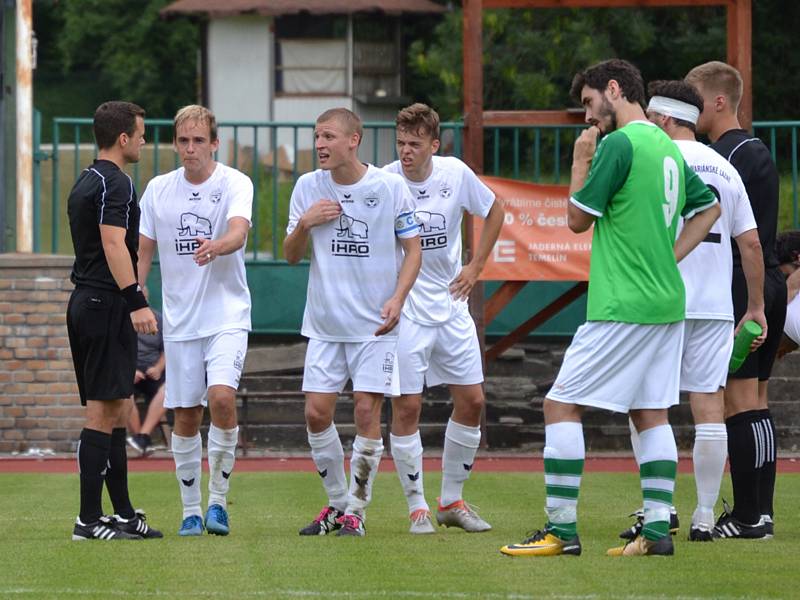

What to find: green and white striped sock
left=638, top=424, right=678, bottom=541
left=543, top=421, right=585, bottom=540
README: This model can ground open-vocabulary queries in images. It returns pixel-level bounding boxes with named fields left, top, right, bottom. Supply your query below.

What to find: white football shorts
left=548, top=320, right=683, bottom=413
left=680, top=318, right=734, bottom=393
left=397, top=310, right=484, bottom=394
left=302, top=338, right=400, bottom=396
left=164, top=328, right=248, bottom=409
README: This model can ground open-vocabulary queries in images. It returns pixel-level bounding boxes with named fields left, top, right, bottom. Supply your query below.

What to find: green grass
left=0, top=470, right=797, bottom=598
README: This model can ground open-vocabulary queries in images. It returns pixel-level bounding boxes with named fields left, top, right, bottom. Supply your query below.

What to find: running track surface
left=1, top=456, right=798, bottom=474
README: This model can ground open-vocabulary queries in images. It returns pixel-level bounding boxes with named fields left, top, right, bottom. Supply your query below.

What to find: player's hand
left=736, top=308, right=767, bottom=352
left=194, top=238, right=220, bottom=266
left=375, top=296, right=403, bottom=336
left=301, top=200, right=342, bottom=229
left=573, top=126, right=600, bottom=165
left=145, top=365, right=163, bottom=380
left=450, top=263, right=480, bottom=301
left=131, top=306, right=158, bottom=335
left=134, top=370, right=146, bottom=384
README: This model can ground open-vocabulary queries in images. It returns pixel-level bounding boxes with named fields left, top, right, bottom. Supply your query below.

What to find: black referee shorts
left=67, top=286, right=137, bottom=405
left=729, top=266, right=787, bottom=381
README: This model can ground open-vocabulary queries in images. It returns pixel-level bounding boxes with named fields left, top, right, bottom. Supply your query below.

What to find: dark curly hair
left=776, top=230, right=800, bottom=265
left=570, top=59, right=646, bottom=108
left=647, top=80, right=704, bottom=132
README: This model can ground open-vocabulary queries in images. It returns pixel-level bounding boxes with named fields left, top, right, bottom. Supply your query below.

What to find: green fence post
left=252, top=126, right=260, bottom=260
left=271, top=126, right=279, bottom=259
left=51, top=121, right=60, bottom=253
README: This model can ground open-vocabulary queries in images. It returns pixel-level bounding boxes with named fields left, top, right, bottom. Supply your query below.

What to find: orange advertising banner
left=475, top=176, right=592, bottom=281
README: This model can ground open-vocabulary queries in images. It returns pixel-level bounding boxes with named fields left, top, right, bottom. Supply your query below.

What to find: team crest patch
left=382, top=352, right=394, bottom=373
left=363, top=191, right=380, bottom=208
left=210, top=189, right=223, bottom=204
left=234, top=351, right=244, bottom=371
left=440, top=184, right=453, bottom=199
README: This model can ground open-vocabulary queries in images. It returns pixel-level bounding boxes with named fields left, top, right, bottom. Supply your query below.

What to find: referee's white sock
left=172, top=432, right=202, bottom=520
left=307, top=423, right=347, bottom=512
left=692, top=423, right=727, bottom=528
left=390, top=431, right=428, bottom=514
left=346, top=435, right=384, bottom=518
left=440, top=419, right=481, bottom=507
left=208, top=424, right=238, bottom=510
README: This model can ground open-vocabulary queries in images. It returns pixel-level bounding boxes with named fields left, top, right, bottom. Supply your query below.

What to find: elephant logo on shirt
left=415, top=211, right=446, bottom=233
left=336, top=214, right=369, bottom=240
left=177, top=212, right=212, bottom=237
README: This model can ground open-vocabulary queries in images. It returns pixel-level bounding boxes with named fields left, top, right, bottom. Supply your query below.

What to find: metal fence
left=32, top=116, right=800, bottom=257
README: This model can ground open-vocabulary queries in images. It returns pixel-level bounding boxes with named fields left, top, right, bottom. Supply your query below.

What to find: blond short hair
left=396, top=103, right=440, bottom=140
left=316, top=108, right=363, bottom=145
left=174, top=105, right=218, bottom=142
left=685, top=61, right=743, bottom=112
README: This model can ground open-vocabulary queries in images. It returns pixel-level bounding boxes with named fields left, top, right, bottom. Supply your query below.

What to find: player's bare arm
left=283, top=199, right=342, bottom=264
left=193, top=216, right=250, bottom=266
left=567, top=126, right=601, bottom=233
left=674, top=202, right=721, bottom=262
left=375, top=235, right=422, bottom=336
left=450, top=200, right=505, bottom=301
left=137, top=234, right=156, bottom=287
left=100, top=224, right=158, bottom=335
left=734, top=228, right=767, bottom=348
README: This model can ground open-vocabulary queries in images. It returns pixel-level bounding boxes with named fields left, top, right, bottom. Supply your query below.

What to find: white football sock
left=390, top=431, right=428, bottom=513
left=172, top=432, right=202, bottom=520
left=307, top=423, right=347, bottom=511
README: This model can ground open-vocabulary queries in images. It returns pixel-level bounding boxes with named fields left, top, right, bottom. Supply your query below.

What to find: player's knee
left=392, top=398, right=422, bottom=428
left=353, top=397, right=382, bottom=429
left=305, top=403, right=333, bottom=431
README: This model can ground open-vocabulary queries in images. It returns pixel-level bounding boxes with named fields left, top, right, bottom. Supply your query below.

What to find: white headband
left=647, top=96, right=700, bottom=125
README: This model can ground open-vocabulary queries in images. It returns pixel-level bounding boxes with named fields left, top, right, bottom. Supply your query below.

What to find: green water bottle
left=729, top=320, right=763, bottom=373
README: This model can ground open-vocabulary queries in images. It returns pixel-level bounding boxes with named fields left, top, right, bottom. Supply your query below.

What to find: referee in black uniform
left=67, top=101, right=162, bottom=540
left=687, top=62, right=786, bottom=539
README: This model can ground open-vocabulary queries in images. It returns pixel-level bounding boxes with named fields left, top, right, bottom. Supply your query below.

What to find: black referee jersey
left=711, top=129, right=780, bottom=269
left=68, top=159, right=140, bottom=290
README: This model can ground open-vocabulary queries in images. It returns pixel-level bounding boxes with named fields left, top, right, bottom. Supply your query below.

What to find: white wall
left=207, top=16, right=272, bottom=163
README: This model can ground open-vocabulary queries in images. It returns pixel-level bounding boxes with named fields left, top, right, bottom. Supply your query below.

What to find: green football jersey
left=571, top=121, right=716, bottom=324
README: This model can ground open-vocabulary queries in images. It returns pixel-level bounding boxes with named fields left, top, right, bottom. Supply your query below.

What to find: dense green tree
left=406, top=4, right=798, bottom=122
left=37, top=0, right=198, bottom=119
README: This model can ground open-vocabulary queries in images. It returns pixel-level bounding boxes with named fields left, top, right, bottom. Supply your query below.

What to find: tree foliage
left=54, top=0, right=199, bottom=118
left=406, top=5, right=800, bottom=120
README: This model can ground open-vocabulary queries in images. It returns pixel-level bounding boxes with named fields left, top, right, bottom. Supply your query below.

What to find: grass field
left=0, top=470, right=797, bottom=599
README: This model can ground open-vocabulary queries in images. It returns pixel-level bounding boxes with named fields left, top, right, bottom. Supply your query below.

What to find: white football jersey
left=286, top=164, right=418, bottom=341
left=785, top=294, right=800, bottom=345
left=384, top=156, right=495, bottom=325
left=139, top=163, right=253, bottom=341
left=675, top=140, right=757, bottom=321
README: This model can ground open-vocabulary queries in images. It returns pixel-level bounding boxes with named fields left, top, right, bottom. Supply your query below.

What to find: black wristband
left=121, top=283, right=148, bottom=311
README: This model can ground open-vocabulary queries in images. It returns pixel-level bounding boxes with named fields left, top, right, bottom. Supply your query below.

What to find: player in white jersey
left=383, top=103, right=504, bottom=534
left=641, top=80, right=766, bottom=540
left=777, top=231, right=800, bottom=357
left=138, top=105, right=253, bottom=537
left=284, top=108, right=422, bottom=537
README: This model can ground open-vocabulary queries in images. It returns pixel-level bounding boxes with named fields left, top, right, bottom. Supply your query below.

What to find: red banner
left=474, top=176, right=592, bottom=281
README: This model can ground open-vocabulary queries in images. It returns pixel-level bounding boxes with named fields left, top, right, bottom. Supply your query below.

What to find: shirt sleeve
left=730, top=176, right=757, bottom=237
left=286, top=176, right=308, bottom=236
left=138, top=180, right=157, bottom=241
left=225, top=172, right=254, bottom=226
left=681, top=162, right=718, bottom=218
left=393, top=179, right=419, bottom=239
left=461, top=166, right=496, bottom=218
left=785, top=296, right=800, bottom=345
left=571, top=131, right=632, bottom=217
left=99, top=171, right=136, bottom=230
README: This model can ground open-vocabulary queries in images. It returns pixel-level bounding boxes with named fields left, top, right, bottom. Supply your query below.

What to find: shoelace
left=337, top=514, right=362, bottom=530
left=313, top=506, right=336, bottom=524
left=410, top=510, right=431, bottom=524
left=521, top=529, right=550, bottom=544
left=210, top=507, right=228, bottom=526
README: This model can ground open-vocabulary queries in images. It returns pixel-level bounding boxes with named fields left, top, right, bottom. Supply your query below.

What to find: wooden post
left=726, top=0, right=752, bottom=130
left=15, top=0, right=33, bottom=253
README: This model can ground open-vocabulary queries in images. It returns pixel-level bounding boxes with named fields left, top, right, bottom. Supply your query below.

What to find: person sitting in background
left=127, top=307, right=167, bottom=456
